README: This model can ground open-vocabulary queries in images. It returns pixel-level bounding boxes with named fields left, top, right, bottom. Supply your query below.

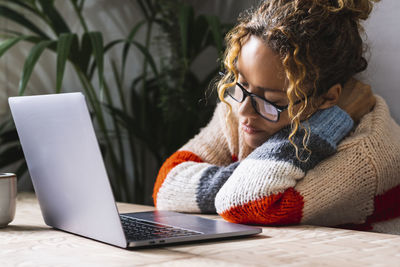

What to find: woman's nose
left=238, top=96, right=258, bottom=119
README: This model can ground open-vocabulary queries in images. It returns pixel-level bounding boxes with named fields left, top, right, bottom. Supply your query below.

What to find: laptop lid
left=9, top=93, right=127, bottom=248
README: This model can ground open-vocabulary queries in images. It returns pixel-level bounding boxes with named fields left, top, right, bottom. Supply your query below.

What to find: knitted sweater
left=153, top=95, right=400, bottom=234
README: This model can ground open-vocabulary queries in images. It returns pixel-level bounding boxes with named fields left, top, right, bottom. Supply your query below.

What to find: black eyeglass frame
left=228, top=82, right=306, bottom=123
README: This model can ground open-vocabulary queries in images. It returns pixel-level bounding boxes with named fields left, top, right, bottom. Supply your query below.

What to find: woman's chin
left=244, top=134, right=267, bottom=149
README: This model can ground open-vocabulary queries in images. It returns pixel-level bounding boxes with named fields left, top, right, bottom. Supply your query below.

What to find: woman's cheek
left=244, top=132, right=270, bottom=148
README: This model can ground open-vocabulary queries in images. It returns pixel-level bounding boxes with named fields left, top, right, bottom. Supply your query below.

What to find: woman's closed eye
left=261, top=93, right=284, bottom=106
left=265, top=97, right=286, bottom=106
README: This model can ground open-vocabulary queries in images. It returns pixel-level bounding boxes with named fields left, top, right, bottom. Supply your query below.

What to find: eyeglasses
left=219, top=72, right=310, bottom=122
left=226, top=82, right=307, bottom=123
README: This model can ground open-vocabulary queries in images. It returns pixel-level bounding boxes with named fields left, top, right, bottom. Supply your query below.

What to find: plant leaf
left=38, top=0, right=71, bottom=35
left=5, top=0, right=41, bottom=17
left=104, top=39, right=124, bottom=53
left=106, top=105, right=149, bottom=143
left=0, top=29, right=24, bottom=37
left=88, top=32, right=104, bottom=96
left=192, top=15, right=209, bottom=55
left=0, top=117, right=12, bottom=132
left=56, top=33, right=76, bottom=93
left=18, top=39, right=57, bottom=95
left=70, top=0, right=85, bottom=12
left=130, top=40, right=158, bottom=76
left=178, top=4, right=193, bottom=60
left=0, top=144, right=24, bottom=167
left=205, top=15, right=223, bottom=52
left=86, top=39, right=124, bottom=79
left=137, top=0, right=150, bottom=20
left=0, top=36, right=29, bottom=58
left=77, top=33, right=92, bottom=73
left=14, top=161, right=28, bottom=180
left=0, top=5, right=49, bottom=39
left=78, top=0, right=86, bottom=11
left=129, top=75, right=143, bottom=119
left=122, top=20, right=145, bottom=78
left=111, top=60, right=126, bottom=111
left=0, top=128, right=19, bottom=144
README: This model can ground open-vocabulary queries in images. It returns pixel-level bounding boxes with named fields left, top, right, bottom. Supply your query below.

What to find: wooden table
left=1, top=193, right=400, bottom=266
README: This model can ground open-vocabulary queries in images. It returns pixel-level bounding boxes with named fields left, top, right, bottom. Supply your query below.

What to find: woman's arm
left=215, top=106, right=354, bottom=225
left=338, top=78, right=376, bottom=124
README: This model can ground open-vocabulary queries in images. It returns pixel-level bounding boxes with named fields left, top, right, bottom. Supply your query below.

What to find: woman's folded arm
left=153, top=150, right=239, bottom=213
left=215, top=106, right=354, bottom=225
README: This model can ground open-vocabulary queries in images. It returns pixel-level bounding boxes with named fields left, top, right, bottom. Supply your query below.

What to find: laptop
left=8, top=93, right=261, bottom=248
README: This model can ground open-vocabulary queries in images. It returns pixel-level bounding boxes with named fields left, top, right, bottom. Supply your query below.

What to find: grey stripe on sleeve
left=248, top=127, right=336, bottom=172
left=196, top=162, right=240, bottom=213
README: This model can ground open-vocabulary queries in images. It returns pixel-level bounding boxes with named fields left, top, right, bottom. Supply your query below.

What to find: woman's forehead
left=237, top=35, right=287, bottom=92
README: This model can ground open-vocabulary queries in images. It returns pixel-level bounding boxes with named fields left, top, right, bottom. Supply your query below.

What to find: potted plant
left=0, top=0, right=231, bottom=203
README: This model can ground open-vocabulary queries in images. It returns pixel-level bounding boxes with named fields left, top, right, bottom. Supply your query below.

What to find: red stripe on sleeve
left=219, top=188, right=304, bottom=225
left=337, top=184, right=400, bottom=231
left=152, top=150, right=203, bottom=207
left=368, top=184, right=400, bottom=222
left=231, top=154, right=238, bottom=162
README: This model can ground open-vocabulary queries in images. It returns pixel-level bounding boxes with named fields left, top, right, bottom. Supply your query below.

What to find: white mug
left=0, top=173, right=17, bottom=228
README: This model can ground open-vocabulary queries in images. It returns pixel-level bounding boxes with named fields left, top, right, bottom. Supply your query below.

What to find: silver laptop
left=8, top=93, right=261, bottom=248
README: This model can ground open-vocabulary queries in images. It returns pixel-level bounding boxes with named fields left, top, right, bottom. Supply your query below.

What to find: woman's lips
left=242, top=123, right=262, bottom=134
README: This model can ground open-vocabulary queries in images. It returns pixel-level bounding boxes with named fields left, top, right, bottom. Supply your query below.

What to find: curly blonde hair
left=218, top=0, right=378, bottom=159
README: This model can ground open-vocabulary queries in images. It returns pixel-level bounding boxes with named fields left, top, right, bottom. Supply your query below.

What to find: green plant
left=0, top=0, right=231, bottom=204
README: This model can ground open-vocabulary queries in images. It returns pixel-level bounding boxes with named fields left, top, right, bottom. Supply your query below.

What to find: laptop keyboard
left=120, top=215, right=203, bottom=241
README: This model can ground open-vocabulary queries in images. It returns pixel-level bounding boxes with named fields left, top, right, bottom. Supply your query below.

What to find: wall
left=359, top=0, right=400, bottom=123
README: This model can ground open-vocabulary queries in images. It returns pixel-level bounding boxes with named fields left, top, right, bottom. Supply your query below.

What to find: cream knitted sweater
left=153, top=95, right=400, bottom=234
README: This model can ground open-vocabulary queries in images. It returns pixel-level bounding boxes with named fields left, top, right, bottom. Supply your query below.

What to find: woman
left=153, top=0, right=400, bottom=234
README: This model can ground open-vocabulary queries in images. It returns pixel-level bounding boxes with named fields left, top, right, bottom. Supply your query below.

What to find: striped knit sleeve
left=215, top=106, right=354, bottom=225
left=153, top=103, right=238, bottom=213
